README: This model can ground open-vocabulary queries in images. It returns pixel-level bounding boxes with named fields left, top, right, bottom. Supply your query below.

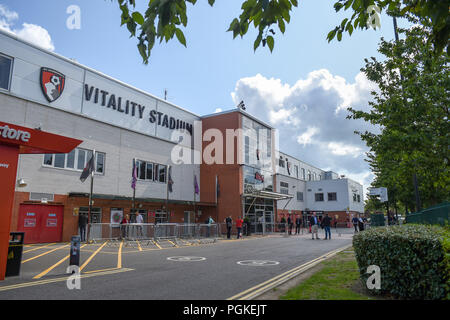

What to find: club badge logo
left=40, top=67, right=65, bottom=102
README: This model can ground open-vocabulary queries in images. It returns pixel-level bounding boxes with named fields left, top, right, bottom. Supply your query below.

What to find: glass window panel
left=96, top=153, right=104, bottom=173
left=43, top=154, right=53, bottom=166
left=77, top=149, right=86, bottom=170
left=159, top=165, right=166, bottom=183
left=139, top=161, right=146, bottom=180
left=146, top=162, right=153, bottom=180
left=54, top=154, right=65, bottom=168
left=0, top=55, right=12, bottom=90
left=66, top=150, right=75, bottom=169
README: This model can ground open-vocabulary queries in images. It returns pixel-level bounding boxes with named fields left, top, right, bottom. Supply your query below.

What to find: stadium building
left=0, top=29, right=364, bottom=244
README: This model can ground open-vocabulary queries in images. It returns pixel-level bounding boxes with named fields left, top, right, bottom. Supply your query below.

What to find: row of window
left=43, top=148, right=168, bottom=185
left=43, top=148, right=105, bottom=174
left=278, top=156, right=322, bottom=181
left=135, top=160, right=167, bottom=183
left=315, top=192, right=337, bottom=202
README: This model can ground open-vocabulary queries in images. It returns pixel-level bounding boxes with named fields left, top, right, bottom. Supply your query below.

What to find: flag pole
left=166, top=165, right=170, bottom=222
left=193, top=172, right=196, bottom=220
left=88, top=149, right=95, bottom=224
left=132, top=158, right=136, bottom=214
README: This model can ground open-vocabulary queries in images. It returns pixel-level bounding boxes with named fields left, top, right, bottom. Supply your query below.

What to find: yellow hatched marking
left=80, top=241, right=108, bottom=271
left=22, top=244, right=70, bottom=264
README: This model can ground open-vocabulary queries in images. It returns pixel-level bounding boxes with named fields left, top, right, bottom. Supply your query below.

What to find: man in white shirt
left=136, top=212, right=144, bottom=237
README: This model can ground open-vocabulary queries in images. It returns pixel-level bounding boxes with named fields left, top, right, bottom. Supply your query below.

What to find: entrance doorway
left=17, top=204, right=64, bottom=244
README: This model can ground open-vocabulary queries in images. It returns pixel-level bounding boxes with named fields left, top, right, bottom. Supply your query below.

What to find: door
left=17, top=204, right=63, bottom=244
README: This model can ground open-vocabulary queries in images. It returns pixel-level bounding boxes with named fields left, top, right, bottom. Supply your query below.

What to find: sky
left=0, top=0, right=412, bottom=198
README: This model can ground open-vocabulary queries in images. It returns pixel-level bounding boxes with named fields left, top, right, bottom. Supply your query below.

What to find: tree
left=347, top=21, right=450, bottom=211
left=114, top=0, right=449, bottom=64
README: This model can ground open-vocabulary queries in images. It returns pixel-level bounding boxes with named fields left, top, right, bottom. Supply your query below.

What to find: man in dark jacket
left=295, top=215, right=302, bottom=234
left=309, top=212, right=319, bottom=240
left=321, top=213, right=332, bottom=240
left=78, top=213, right=88, bottom=242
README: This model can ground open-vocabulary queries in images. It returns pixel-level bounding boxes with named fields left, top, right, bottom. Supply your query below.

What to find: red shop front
left=0, top=121, right=82, bottom=280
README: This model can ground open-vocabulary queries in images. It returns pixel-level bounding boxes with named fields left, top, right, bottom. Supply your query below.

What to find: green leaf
left=175, top=28, right=186, bottom=47
left=266, top=35, right=274, bottom=52
left=132, top=11, right=145, bottom=25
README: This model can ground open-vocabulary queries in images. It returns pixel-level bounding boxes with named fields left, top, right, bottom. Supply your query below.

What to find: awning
left=243, top=190, right=294, bottom=201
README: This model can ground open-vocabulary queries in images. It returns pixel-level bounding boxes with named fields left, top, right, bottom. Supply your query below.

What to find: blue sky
left=0, top=0, right=412, bottom=193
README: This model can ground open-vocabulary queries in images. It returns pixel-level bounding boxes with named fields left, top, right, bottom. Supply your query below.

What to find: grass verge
left=280, top=248, right=376, bottom=300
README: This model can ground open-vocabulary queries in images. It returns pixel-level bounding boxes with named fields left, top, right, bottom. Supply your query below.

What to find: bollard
left=69, top=235, right=81, bottom=268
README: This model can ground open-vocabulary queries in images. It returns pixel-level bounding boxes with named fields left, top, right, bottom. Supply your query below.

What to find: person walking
left=321, top=213, right=332, bottom=240
left=352, top=215, right=359, bottom=233
left=358, top=215, right=365, bottom=231
left=287, top=214, right=293, bottom=235
left=309, top=212, right=319, bottom=240
left=120, top=214, right=129, bottom=239
left=136, top=211, right=144, bottom=238
left=225, top=216, right=233, bottom=239
left=78, top=213, right=88, bottom=242
left=295, top=215, right=302, bottom=234
left=236, top=216, right=244, bottom=239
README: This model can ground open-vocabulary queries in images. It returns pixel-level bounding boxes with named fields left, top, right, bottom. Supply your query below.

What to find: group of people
left=351, top=214, right=367, bottom=233
left=224, top=216, right=244, bottom=240
left=309, top=212, right=333, bottom=240
left=280, top=215, right=305, bottom=235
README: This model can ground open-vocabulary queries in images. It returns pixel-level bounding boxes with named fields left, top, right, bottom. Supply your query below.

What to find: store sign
left=0, top=124, right=31, bottom=143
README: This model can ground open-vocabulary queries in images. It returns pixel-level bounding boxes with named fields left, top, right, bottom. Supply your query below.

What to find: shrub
left=353, top=224, right=449, bottom=299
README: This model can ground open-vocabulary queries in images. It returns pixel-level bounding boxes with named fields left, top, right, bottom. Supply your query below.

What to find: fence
left=405, top=202, right=449, bottom=226
left=87, top=223, right=220, bottom=242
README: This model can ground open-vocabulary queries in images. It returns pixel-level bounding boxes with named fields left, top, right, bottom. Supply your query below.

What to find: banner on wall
left=110, top=208, right=123, bottom=225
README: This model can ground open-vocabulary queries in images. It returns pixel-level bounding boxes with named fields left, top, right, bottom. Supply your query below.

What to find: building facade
left=0, top=30, right=364, bottom=243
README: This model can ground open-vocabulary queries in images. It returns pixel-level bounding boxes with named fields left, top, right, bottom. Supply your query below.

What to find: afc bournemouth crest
left=40, top=67, right=65, bottom=102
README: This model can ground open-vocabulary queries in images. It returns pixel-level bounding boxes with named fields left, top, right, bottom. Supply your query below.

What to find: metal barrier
left=87, top=223, right=220, bottom=243
left=406, top=202, right=449, bottom=225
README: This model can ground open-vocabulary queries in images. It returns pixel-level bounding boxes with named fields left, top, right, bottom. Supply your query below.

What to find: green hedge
left=353, top=224, right=449, bottom=300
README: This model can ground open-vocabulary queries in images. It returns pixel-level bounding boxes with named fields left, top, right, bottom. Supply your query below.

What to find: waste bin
left=69, top=235, right=81, bottom=267
left=5, top=232, right=25, bottom=277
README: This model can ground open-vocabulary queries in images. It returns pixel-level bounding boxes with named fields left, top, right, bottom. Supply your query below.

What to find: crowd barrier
left=87, top=223, right=220, bottom=242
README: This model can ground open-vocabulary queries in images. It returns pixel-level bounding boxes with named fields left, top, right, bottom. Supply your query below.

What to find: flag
left=168, top=166, right=173, bottom=193
left=131, top=159, right=137, bottom=189
left=216, top=175, right=220, bottom=199
left=194, top=174, right=199, bottom=194
left=80, top=152, right=95, bottom=182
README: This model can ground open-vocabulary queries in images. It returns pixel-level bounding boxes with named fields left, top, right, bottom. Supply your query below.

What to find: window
left=0, top=54, right=13, bottom=91
left=280, top=182, right=289, bottom=194
left=43, top=148, right=105, bottom=174
left=294, top=165, right=299, bottom=178
left=244, top=136, right=250, bottom=164
left=297, top=192, right=304, bottom=202
left=353, top=193, right=357, bottom=202
left=301, top=168, right=306, bottom=180
left=308, top=170, right=312, bottom=181
left=357, top=195, right=361, bottom=203
left=279, top=157, right=285, bottom=168
left=328, top=192, right=337, bottom=201
left=315, top=193, right=324, bottom=201
left=136, top=160, right=166, bottom=183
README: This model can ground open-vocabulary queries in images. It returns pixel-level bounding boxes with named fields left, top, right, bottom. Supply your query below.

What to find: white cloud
left=214, top=108, right=222, bottom=113
left=231, top=70, right=379, bottom=187
left=0, top=5, right=54, bottom=51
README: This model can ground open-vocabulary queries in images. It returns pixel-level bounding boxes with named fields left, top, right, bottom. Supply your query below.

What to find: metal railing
left=87, top=223, right=220, bottom=242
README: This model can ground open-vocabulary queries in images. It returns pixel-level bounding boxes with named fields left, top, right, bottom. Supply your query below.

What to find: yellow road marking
left=33, top=244, right=88, bottom=279
left=117, top=240, right=123, bottom=268
left=80, top=241, right=108, bottom=271
left=136, top=240, right=142, bottom=251
left=227, top=245, right=350, bottom=300
left=0, top=268, right=134, bottom=292
left=152, top=240, right=162, bottom=249
left=22, top=244, right=70, bottom=264
left=83, top=267, right=119, bottom=274
left=167, top=240, right=178, bottom=247
left=22, top=243, right=56, bottom=254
